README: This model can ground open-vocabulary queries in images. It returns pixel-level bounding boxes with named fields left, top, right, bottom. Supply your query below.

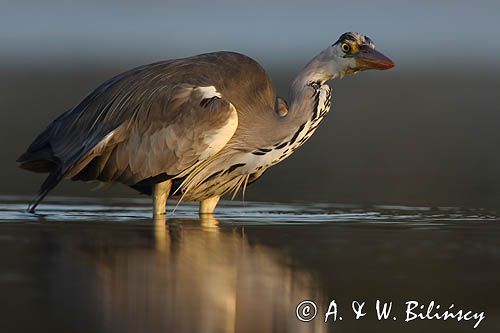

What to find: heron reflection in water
left=53, top=214, right=326, bottom=333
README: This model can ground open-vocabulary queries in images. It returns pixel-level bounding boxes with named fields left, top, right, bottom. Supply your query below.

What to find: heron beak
left=354, top=48, right=395, bottom=70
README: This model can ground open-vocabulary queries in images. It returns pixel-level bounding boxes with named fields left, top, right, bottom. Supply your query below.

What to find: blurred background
left=2, top=0, right=500, bottom=208
left=2, top=3, right=500, bottom=332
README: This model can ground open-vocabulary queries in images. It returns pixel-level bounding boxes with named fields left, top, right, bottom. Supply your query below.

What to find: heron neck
left=292, top=50, right=339, bottom=88
left=287, top=50, right=340, bottom=121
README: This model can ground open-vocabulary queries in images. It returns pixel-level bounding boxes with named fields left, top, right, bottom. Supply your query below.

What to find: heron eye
left=341, top=43, right=351, bottom=53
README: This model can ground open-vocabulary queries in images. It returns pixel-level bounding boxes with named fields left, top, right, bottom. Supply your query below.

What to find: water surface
left=0, top=196, right=499, bottom=333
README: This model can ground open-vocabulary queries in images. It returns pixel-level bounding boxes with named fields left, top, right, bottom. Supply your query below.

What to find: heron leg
left=199, top=196, right=220, bottom=215
left=152, top=180, right=172, bottom=217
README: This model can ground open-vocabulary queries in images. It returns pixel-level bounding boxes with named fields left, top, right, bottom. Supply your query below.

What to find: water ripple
left=0, top=195, right=498, bottom=227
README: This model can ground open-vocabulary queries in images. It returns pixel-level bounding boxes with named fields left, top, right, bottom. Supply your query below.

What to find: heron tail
left=27, top=172, right=63, bottom=213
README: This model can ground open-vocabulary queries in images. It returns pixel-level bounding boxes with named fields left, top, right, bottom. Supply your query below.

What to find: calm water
left=0, top=196, right=499, bottom=333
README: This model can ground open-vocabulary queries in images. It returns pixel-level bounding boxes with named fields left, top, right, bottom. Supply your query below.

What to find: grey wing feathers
left=18, top=65, right=238, bottom=211
left=70, top=84, right=238, bottom=184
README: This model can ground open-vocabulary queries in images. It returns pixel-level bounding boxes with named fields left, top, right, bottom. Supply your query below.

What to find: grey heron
left=18, top=32, right=394, bottom=216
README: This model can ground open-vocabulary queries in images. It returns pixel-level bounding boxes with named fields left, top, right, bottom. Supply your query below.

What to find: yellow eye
left=341, top=43, right=350, bottom=53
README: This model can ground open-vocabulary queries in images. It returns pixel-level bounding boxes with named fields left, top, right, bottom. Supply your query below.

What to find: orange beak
left=355, top=47, right=395, bottom=70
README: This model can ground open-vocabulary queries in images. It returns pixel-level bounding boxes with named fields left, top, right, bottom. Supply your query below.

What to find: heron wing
left=20, top=77, right=237, bottom=210
left=17, top=51, right=280, bottom=210
left=68, top=83, right=238, bottom=184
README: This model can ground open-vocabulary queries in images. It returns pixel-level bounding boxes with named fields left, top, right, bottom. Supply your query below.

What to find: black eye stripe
left=342, top=33, right=358, bottom=42
left=332, top=32, right=357, bottom=46
left=333, top=32, right=373, bottom=48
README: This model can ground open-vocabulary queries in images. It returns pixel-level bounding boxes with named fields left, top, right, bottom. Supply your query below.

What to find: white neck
left=292, top=48, right=342, bottom=89
left=286, top=48, right=341, bottom=122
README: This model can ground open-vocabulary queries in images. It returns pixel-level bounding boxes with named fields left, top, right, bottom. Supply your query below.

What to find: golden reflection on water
left=79, top=215, right=326, bottom=333
left=1, top=198, right=499, bottom=332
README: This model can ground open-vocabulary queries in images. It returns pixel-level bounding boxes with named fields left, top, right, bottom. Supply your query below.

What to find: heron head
left=328, top=32, right=394, bottom=76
